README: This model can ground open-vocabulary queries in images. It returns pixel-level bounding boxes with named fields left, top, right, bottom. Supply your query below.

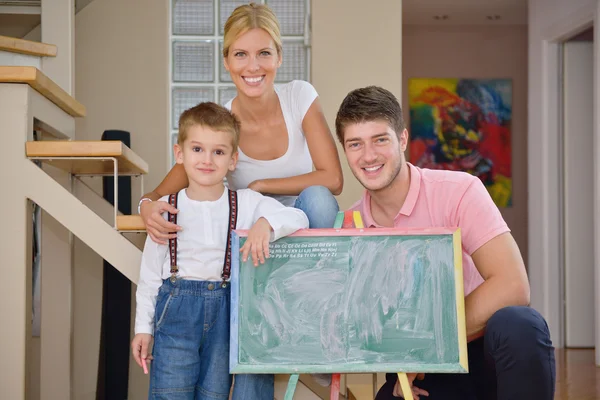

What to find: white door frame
left=562, top=40, right=595, bottom=347
left=530, top=2, right=600, bottom=364
left=594, top=5, right=600, bottom=365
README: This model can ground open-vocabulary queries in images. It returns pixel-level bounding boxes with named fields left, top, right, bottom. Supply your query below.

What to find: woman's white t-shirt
left=225, top=80, right=318, bottom=207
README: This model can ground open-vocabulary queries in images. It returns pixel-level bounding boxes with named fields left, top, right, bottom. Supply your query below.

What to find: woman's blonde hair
left=222, top=2, right=282, bottom=58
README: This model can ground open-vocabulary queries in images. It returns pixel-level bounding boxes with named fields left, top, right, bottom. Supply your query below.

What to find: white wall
left=402, top=24, right=528, bottom=264
left=312, top=0, right=403, bottom=210
left=42, top=0, right=75, bottom=95
left=528, top=0, right=599, bottom=358
left=73, top=0, right=169, bottom=398
left=75, top=0, right=170, bottom=194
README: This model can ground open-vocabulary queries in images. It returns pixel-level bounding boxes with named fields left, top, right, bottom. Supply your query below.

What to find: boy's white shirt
left=135, top=187, right=309, bottom=335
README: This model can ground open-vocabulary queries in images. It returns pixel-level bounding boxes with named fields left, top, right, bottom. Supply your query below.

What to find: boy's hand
left=131, top=333, right=153, bottom=374
left=240, top=217, right=272, bottom=267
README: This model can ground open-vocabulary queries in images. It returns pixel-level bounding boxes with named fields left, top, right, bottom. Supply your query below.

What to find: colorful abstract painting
left=408, top=78, right=512, bottom=207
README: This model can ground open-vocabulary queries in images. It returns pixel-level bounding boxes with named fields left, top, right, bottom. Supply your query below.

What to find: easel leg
left=284, top=374, right=299, bottom=400
left=330, top=373, right=341, bottom=399
left=397, top=373, right=414, bottom=400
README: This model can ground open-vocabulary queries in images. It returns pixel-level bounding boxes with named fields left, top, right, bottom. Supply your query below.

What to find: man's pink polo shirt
left=349, top=162, right=510, bottom=296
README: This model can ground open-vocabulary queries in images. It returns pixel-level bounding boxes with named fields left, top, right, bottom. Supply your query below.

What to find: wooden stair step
left=26, top=140, right=149, bottom=175
left=0, top=66, right=85, bottom=117
left=117, top=215, right=146, bottom=231
left=0, top=35, right=57, bottom=57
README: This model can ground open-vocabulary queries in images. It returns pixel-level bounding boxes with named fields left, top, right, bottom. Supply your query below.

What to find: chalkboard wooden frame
left=230, top=227, right=468, bottom=375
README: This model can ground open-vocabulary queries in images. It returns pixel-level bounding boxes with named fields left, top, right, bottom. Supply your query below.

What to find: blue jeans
left=231, top=374, right=274, bottom=400
left=294, top=185, right=340, bottom=229
left=231, top=186, right=339, bottom=400
left=375, top=306, right=556, bottom=400
left=150, top=279, right=232, bottom=400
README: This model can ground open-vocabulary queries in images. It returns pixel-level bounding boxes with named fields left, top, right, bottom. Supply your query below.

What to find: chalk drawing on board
left=230, top=228, right=467, bottom=374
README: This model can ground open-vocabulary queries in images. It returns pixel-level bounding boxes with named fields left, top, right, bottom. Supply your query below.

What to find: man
left=335, top=86, right=555, bottom=399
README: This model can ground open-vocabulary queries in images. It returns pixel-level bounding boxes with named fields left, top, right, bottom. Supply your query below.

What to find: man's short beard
left=358, top=158, right=403, bottom=193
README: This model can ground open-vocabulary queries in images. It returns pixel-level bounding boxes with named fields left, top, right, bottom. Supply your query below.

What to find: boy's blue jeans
left=150, top=279, right=232, bottom=400
left=231, top=185, right=340, bottom=400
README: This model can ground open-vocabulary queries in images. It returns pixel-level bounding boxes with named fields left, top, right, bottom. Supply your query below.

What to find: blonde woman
left=138, top=3, right=342, bottom=399
left=141, top=3, right=342, bottom=238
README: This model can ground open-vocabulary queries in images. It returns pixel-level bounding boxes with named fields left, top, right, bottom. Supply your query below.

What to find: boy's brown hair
left=178, top=102, right=241, bottom=152
left=335, top=86, right=405, bottom=144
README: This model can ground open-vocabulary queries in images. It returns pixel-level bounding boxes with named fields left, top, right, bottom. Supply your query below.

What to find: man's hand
left=392, top=373, right=429, bottom=399
left=240, top=217, right=272, bottom=266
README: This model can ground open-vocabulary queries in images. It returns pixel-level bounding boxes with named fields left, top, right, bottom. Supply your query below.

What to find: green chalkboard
left=230, top=228, right=468, bottom=374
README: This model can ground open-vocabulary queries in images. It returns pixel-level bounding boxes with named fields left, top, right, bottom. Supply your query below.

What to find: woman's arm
left=139, top=163, right=189, bottom=244
left=140, top=163, right=189, bottom=202
left=249, top=98, right=344, bottom=196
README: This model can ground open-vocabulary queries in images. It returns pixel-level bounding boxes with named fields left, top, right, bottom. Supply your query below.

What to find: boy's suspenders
left=167, top=190, right=238, bottom=285
left=167, top=193, right=179, bottom=283
left=221, top=189, right=238, bottom=283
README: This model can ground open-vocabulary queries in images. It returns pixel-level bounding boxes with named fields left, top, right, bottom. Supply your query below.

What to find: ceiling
left=0, top=0, right=528, bottom=40
left=403, top=0, right=528, bottom=25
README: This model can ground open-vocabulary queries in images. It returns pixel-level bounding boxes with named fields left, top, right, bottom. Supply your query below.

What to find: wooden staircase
left=1, top=34, right=150, bottom=400
left=116, top=214, right=146, bottom=231
left=25, top=140, right=148, bottom=228
left=0, top=35, right=57, bottom=70
left=0, top=66, right=85, bottom=116
left=0, top=35, right=56, bottom=57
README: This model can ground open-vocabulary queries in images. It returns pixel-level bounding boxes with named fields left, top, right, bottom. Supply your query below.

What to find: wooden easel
left=396, top=373, right=414, bottom=400
left=284, top=210, right=414, bottom=400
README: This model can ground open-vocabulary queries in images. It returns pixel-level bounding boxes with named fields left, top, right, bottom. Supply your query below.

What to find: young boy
left=131, top=102, right=309, bottom=399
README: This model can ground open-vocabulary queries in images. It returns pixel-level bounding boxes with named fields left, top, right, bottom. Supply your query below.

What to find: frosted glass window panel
left=266, top=0, right=305, bottom=36
left=277, top=40, right=306, bottom=82
left=172, top=87, right=215, bottom=129
left=173, top=0, right=215, bottom=35
left=171, top=132, right=178, bottom=166
left=219, top=87, right=238, bottom=105
left=220, top=0, right=251, bottom=35
left=219, top=41, right=232, bottom=82
left=173, top=41, right=215, bottom=82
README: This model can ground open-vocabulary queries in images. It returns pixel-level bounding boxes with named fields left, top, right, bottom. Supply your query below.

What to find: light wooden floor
left=344, top=349, right=599, bottom=400
left=555, top=349, right=600, bottom=400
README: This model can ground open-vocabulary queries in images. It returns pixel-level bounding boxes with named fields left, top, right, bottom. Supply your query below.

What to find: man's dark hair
left=335, top=86, right=405, bottom=144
